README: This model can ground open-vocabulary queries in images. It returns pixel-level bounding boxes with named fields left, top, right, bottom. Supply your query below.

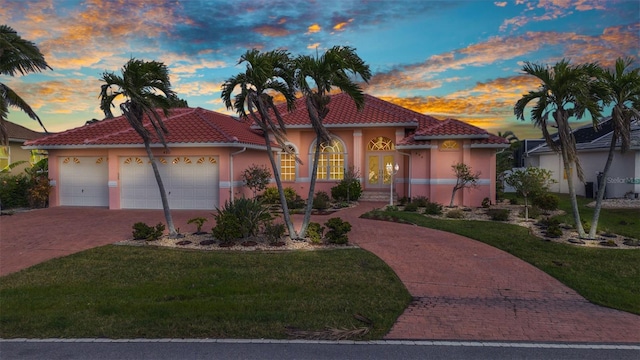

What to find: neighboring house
left=24, top=94, right=508, bottom=210
left=1, top=121, right=46, bottom=173
left=525, top=118, right=640, bottom=199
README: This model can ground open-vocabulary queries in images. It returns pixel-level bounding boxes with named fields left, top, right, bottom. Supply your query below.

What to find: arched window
left=367, top=136, right=395, bottom=151
left=311, top=137, right=345, bottom=180
left=279, top=144, right=297, bottom=181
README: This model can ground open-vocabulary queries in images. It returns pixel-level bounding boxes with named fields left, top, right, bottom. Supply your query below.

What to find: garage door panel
left=120, top=156, right=218, bottom=210
left=59, top=157, right=109, bottom=206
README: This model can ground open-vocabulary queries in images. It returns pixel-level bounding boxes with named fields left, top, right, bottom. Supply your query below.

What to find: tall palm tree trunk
left=588, top=134, right=617, bottom=239
left=143, top=140, right=176, bottom=236
left=263, top=136, right=298, bottom=239
left=299, top=140, right=322, bottom=238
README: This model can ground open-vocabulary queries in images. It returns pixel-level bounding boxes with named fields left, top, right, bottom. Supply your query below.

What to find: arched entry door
left=366, top=136, right=395, bottom=188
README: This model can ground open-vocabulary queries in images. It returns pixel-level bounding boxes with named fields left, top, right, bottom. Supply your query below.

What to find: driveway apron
left=1, top=204, right=639, bottom=343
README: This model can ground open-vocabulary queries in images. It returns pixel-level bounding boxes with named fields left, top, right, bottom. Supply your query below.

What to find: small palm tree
left=221, top=49, right=298, bottom=237
left=294, top=46, right=371, bottom=238
left=515, top=59, right=602, bottom=238
left=0, top=24, right=51, bottom=145
left=589, top=58, right=640, bottom=238
left=99, top=58, right=179, bottom=237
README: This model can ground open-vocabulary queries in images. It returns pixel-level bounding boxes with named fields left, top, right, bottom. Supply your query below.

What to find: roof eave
left=414, top=134, right=490, bottom=140
left=22, top=142, right=271, bottom=151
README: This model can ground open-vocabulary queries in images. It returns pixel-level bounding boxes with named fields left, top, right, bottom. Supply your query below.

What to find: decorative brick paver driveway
left=1, top=204, right=639, bottom=343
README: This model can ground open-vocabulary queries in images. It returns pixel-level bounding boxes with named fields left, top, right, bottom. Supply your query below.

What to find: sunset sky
left=3, top=0, right=639, bottom=139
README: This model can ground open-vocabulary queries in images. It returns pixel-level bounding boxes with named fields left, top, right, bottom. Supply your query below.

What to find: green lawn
left=0, top=246, right=411, bottom=339
left=362, top=194, right=640, bottom=315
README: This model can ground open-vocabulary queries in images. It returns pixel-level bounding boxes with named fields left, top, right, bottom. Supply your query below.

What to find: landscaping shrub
left=263, top=222, right=286, bottom=244
left=312, top=191, right=331, bottom=210
left=306, top=222, right=325, bottom=244
left=212, top=198, right=272, bottom=241
left=211, top=211, right=243, bottom=243
left=330, top=168, right=362, bottom=201
left=0, top=173, right=29, bottom=209
left=242, top=164, right=272, bottom=198
left=481, top=197, right=491, bottom=208
left=187, top=217, right=208, bottom=234
left=132, top=222, right=165, bottom=241
left=537, top=217, right=560, bottom=228
left=260, top=187, right=280, bottom=204
left=386, top=205, right=398, bottom=212
left=446, top=209, right=465, bottom=219
left=403, top=202, right=419, bottom=212
left=545, top=225, right=563, bottom=238
left=423, top=200, right=443, bottom=215
left=398, top=196, right=409, bottom=206
left=486, top=208, right=510, bottom=221
left=412, top=196, right=429, bottom=207
left=284, top=187, right=305, bottom=210
left=324, top=217, right=352, bottom=244
left=532, top=193, right=559, bottom=211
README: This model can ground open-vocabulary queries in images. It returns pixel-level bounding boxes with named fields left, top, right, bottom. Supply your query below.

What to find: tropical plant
left=330, top=167, right=362, bottom=202
left=0, top=24, right=51, bottom=145
left=213, top=197, right=273, bottom=239
left=449, top=162, right=480, bottom=207
left=132, top=222, right=165, bottom=241
left=504, top=167, right=555, bottom=220
left=187, top=217, right=208, bottom=234
left=99, top=58, right=179, bottom=237
left=514, top=59, right=602, bottom=238
left=221, top=49, right=298, bottom=238
left=293, top=46, right=371, bottom=239
left=242, top=164, right=272, bottom=198
left=589, top=58, right=640, bottom=238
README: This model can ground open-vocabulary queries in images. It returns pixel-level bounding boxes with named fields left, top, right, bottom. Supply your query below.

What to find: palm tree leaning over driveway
left=589, top=58, right=640, bottom=239
left=0, top=24, right=51, bottom=145
left=515, top=59, right=602, bottom=239
left=221, top=49, right=299, bottom=238
left=294, top=46, right=371, bottom=239
left=99, top=58, right=179, bottom=237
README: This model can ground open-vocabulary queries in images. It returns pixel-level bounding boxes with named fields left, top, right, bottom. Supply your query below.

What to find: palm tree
left=99, top=58, right=179, bottom=237
left=589, top=58, right=640, bottom=238
left=514, top=59, right=602, bottom=238
left=0, top=24, right=51, bottom=145
left=221, top=49, right=298, bottom=238
left=294, top=46, right=371, bottom=238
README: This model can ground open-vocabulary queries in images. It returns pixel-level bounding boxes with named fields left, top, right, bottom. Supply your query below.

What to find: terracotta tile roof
left=24, top=108, right=267, bottom=148
left=398, top=118, right=509, bottom=147
left=272, top=93, right=435, bottom=128
left=6, top=121, right=45, bottom=142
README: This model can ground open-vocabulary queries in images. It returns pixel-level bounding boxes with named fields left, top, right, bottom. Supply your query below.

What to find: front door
left=367, top=153, right=395, bottom=188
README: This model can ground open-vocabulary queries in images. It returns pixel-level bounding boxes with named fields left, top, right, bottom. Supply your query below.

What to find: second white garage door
left=120, top=156, right=219, bottom=210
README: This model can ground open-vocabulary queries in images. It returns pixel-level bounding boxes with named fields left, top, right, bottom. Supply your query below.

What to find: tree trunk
left=143, top=141, right=177, bottom=237
left=588, top=134, right=617, bottom=239
left=555, top=111, right=585, bottom=238
left=449, top=186, right=459, bottom=207
left=299, top=140, right=322, bottom=238
left=263, top=135, right=298, bottom=239
left=523, top=195, right=529, bottom=220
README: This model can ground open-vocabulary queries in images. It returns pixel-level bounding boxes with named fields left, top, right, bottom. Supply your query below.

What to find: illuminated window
left=439, top=140, right=460, bottom=151
left=312, top=138, right=345, bottom=180
left=280, top=144, right=297, bottom=181
left=0, top=146, right=9, bottom=169
left=367, top=136, right=394, bottom=151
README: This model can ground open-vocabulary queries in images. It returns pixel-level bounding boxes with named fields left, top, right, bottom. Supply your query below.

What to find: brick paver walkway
left=1, top=204, right=639, bottom=343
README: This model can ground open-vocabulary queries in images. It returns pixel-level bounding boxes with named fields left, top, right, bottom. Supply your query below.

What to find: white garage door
left=59, top=156, right=109, bottom=206
left=120, top=156, right=219, bottom=210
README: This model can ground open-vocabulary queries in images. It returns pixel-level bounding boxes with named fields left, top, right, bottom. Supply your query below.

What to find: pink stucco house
left=24, top=93, right=508, bottom=210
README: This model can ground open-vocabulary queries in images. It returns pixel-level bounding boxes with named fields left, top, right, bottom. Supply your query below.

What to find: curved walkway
left=1, top=204, right=639, bottom=343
